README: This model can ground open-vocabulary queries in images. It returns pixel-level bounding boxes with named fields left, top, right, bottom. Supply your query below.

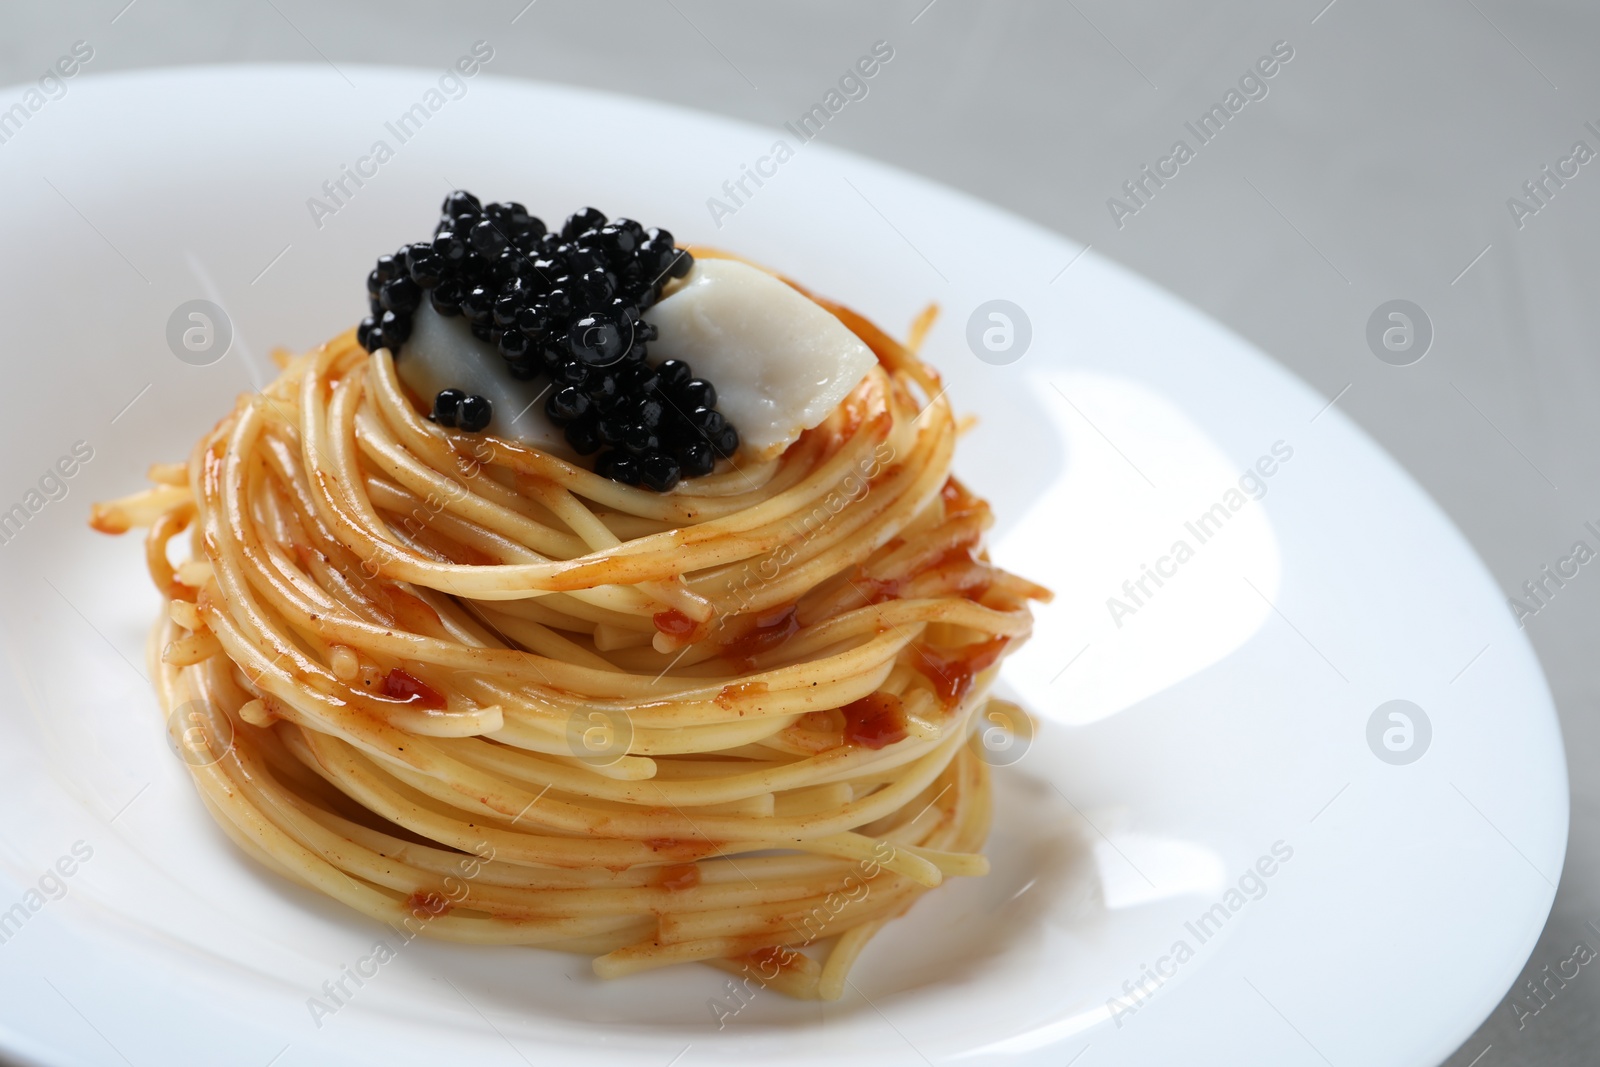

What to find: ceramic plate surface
left=0, top=66, right=1566, bottom=1067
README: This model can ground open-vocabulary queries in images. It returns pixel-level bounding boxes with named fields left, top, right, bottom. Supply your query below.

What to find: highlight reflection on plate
left=998, top=370, right=1282, bottom=726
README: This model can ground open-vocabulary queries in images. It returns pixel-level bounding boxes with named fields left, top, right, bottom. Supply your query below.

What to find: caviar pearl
left=554, top=360, right=588, bottom=387
left=497, top=330, right=532, bottom=362
left=492, top=294, right=523, bottom=329
left=433, top=388, right=465, bottom=427
left=470, top=218, right=508, bottom=257
left=675, top=439, right=716, bottom=478
left=442, top=189, right=481, bottom=219
left=565, top=416, right=603, bottom=454
left=618, top=363, right=660, bottom=396
left=594, top=225, right=637, bottom=261
left=634, top=239, right=668, bottom=274
left=594, top=449, right=640, bottom=485
left=431, top=229, right=468, bottom=264
left=657, top=359, right=692, bottom=392
left=540, top=288, right=574, bottom=318
left=584, top=369, right=619, bottom=401
left=499, top=205, right=545, bottom=243
left=430, top=280, right=465, bottom=316
left=457, top=394, right=492, bottom=432
left=577, top=268, right=616, bottom=304
left=563, top=245, right=607, bottom=274
left=568, top=312, right=628, bottom=366
left=639, top=450, right=682, bottom=492
left=628, top=395, right=663, bottom=428
left=406, top=250, right=445, bottom=288
left=380, top=278, right=421, bottom=314
left=677, top=378, right=716, bottom=409
left=690, top=407, right=726, bottom=435
left=379, top=309, right=411, bottom=343
left=488, top=252, right=524, bottom=285
left=458, top=286, right=495, bottom=325
left=621, top=424, right=659, bottom=455
left=529, top=256, right=564, bottom=284
left=562, top=207, right=607, bottom=240
left=546, top=386, right=590, bottom=423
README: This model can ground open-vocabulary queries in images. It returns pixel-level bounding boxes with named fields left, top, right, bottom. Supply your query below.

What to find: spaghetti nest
left=93, top=281, right=1049, bottom=1001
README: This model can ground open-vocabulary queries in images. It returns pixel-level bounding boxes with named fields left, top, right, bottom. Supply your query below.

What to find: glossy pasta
left=92, top=273, right=1049, bottom=1000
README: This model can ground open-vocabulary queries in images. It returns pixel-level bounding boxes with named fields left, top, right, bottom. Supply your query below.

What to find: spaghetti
left=92, top=256, right=1049, bottom=1000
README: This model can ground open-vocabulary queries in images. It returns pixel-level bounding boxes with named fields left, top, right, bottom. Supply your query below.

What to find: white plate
left=0, top=66, right=1566, bottom=1067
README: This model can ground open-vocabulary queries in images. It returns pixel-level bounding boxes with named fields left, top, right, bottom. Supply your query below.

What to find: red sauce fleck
left=405, top=889, right=452, bottom=918
left=913, top=542, right=993, bottom=601
left=911, top=638, right=1010, bottom=708
left=715, top=680, right=770, bottom=709
left=940, top=477, right=984, bottom=517
left=653, top=609, right=700, bottom=638
left=258, top=695, right=286, bottom=725
left=719, top=605, right=800, bottom=670
left=381, top=668, right=447, bottom=710
left=842, top=692, right=908, bottom=749
left=923, top=542, right=978, bottom=572
left=636, top=838, right=723, bottom=864
left=857, top=573, right=901, bottom=605
left=653, top=863, right=701, bottom=891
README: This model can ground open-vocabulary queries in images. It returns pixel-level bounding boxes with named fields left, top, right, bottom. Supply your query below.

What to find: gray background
left=2, top=1, right=1596, bottom=1063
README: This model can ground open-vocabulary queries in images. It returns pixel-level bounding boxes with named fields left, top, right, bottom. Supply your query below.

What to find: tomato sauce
left=911, top=638, right=1009, bottom=708
left=841, top=691, right=908, bottom=749
left=652, top=609, right=701, bottom=639
left=719, top=605, right=800, bottom=670
left=940, top=477, right=984, bottom=517
left=653, top=863, right=702, bottom=891
left=405, top=889, right=452, bottom=918
left=381, top=667, right=447, bottom=709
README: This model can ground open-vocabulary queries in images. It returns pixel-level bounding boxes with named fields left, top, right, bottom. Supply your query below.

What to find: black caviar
left=430, top=389, right=492, bottom=433
left=431, top=388, right=465, bottom=427
left=457, top=394, right=492, bottom=433
left=357, top=192, right=735, bottom=489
